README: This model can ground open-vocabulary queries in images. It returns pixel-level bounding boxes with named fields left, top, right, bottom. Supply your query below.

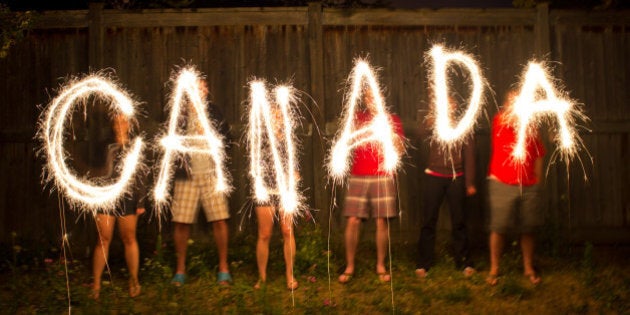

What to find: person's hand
left=466, top=185, right=477, bottom=196
left=136, top=207, right=146, bottom=215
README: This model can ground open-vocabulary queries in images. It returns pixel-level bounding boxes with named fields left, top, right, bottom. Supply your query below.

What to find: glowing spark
left=328, top=59, right=402, bottom=181
left=39, top=75, right=144, bottom=214
left=247, top=80, right=302, bottom=217
left=153, top=67, right=231, bottom=210
left=509, top=61, right=584, bottom=163
left=428, top=45, right=484, bottom=146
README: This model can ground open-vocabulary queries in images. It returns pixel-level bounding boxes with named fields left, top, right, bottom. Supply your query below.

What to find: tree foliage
left=0, top=4, right=34, bottom=58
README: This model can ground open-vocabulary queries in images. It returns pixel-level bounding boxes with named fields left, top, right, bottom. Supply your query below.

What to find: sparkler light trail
left=38, top=75, right=144, bottom=214
left=428, top=45, right=485, bottom=147
left=508, top=61, right=585, bottom=163
left=153, top=67, right=231, bottom=211
left=328, top=59, right=403, bottom=182
left=247, top=80, right=303, bottom=218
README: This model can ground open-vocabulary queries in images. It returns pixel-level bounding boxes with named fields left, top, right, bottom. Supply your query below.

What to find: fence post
left=307, top=2, right=328, bottom=222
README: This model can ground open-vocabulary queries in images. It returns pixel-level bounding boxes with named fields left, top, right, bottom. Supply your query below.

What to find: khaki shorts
left=343, top=175, right=398, bottom=219
left=488, top=179, right=542, bottom=233
left=171, top=173, right=230, bottom=224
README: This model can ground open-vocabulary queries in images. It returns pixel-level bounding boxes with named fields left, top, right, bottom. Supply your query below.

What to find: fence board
left=0, top=6, right=628, bottom=246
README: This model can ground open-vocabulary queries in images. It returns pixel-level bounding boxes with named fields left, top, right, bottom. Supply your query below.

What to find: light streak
left=247, top=80, right=302, bottom=218
left=328, top=59, right=402, bottom=181
left=428, top=45, right=484, bottom=147
left=153, top=67, right=231, bottom=210
left=508, top=61, right=585, bottom=163
left=38, top=75, right=144, bottom=214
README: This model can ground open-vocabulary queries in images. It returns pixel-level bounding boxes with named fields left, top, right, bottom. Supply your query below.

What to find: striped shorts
left=343, top=175, right=398, bottom=219
left=171, top=173, right=230, bottom=224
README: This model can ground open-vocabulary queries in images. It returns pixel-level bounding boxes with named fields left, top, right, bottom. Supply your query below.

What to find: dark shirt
left=425, top=137, right=476, bottom=188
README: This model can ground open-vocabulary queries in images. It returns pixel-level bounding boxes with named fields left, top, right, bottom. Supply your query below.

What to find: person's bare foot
left=525, top=272, right=541, bottom=285
left=254, top=279, right=265, bottom=290
left=287, top=278, right=299, bottom=290
left=89, top=284, right=100, bottom=300
left=463, top=266, right=476, bottom=278
left=129, top=281, right=141, bottom=298
left=377, top=272, right=391, bottom=283
left=486, top=273, right=499, bottom=286
left=338, top=273, right=353, bottom=284
left=415, top=268, right=427, bottom=279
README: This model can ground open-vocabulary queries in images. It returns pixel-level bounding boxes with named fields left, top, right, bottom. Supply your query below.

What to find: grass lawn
left=1, top=226, right=629, bottom=314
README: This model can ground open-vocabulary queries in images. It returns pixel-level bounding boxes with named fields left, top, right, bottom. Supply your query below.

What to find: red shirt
left=488, top=111, right=545, bottom=186
left=350, top=111, right=405, bottom=176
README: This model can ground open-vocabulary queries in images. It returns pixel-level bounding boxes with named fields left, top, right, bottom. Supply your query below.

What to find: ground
left=1, top=226, right=629, bottom=314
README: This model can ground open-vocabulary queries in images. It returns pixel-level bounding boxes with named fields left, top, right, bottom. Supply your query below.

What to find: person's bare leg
left=521, top=233, right=540, bottom=284
left=212, top=220, right=230, bottom=274
left=339, top=216, right=361, bottom=283
left=280, top=215, right=297, bottom=289
left=118, top=214, right=141, bottom=297
left=375, top=218, right=391, bottom=282
left=92, top=214, right=115, bottom=298
left=255, top=206, right=274, bottom=288
left=173, top=222, right=191, bottom=275
left=488, top=231, right=504, bottom=285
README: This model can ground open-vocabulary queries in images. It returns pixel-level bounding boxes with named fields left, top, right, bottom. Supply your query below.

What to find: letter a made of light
left=153, top=68, right=231, bottom=212
left=328, top=59, right=403, bottom=182
left=509, top=62, right=584, bottom=163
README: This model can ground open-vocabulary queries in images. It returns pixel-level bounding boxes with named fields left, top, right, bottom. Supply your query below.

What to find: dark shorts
left=97, top=198, right=137, bottom=216
left=488, top=178, right=543, bottom=233
left=343, top=175, right=398, bottom=219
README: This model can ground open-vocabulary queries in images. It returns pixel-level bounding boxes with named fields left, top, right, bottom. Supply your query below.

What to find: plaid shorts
left=343, top=175, right=398, bottom=219
left=171, top=173, right=230, bottom=224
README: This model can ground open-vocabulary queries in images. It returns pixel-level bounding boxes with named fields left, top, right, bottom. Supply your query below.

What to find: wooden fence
left=0, top=3, right=628, bottom=251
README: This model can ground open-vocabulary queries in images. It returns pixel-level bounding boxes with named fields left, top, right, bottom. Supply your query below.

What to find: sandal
left=486, top=273, right=499, bottom=286
left=338, top=273, right=353, bottom=284
left=171, top=273, right=186, bottom=287
left=217, top=272, right=233, bottom=285
left=287, top=278, right=299, bottom=291
left=377, top=272, right=391, bottom=283
left=525, top=272, right=541, bottom=285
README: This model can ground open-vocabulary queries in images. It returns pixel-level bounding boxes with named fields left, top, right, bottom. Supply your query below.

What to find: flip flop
left=338, top=273, right=353, bottom=284
left=171, top=273, right=186, bottom=287
left=217, top=272, right=233, bottom=285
